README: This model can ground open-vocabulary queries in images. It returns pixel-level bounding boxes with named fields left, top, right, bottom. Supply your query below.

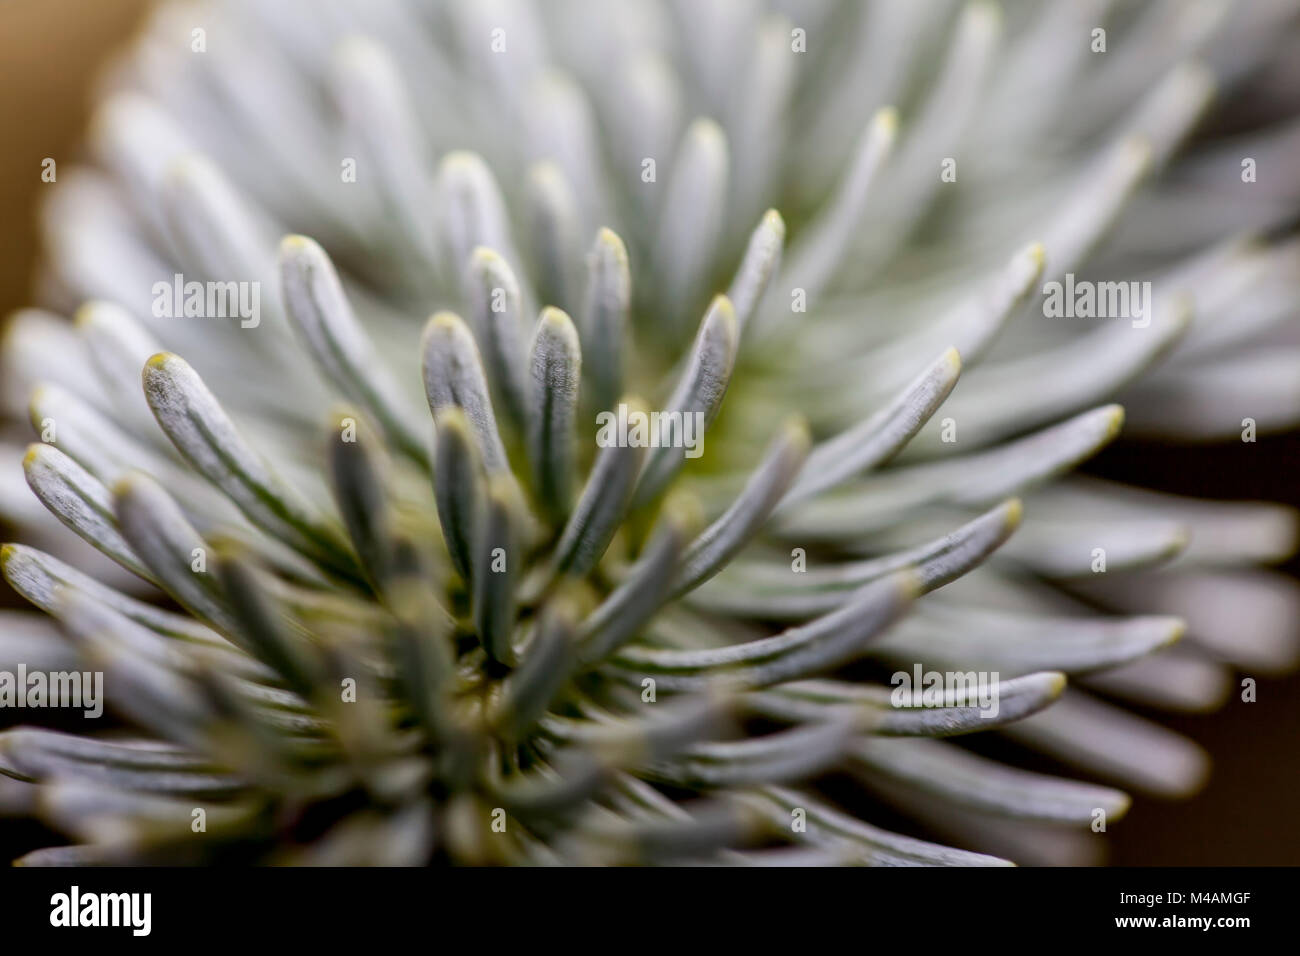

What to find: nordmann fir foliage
left=1, top=0, right=1299, bottom=865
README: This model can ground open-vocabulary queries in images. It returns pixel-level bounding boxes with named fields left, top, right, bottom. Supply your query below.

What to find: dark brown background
left=0, top=0, right=1295, bottom=865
